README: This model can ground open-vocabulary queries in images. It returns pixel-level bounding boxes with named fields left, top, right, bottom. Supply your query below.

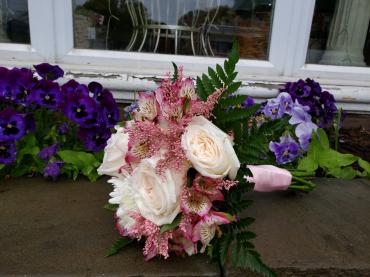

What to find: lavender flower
left=38, top=144, right=59, bottom=161
left=43, top=161, right=64, bottom=180
left=269, top=134, right=300, bottom=164
left=0, top=140, right=16, bottom=165
left=295, top=122, right=317, bottom=151
left=34, top=63, right=64, bottom=81
left=0, top=109, right=26, bottom=142
left=277, top=92, right=293, bottom=115
left=262, top=99, right=281, bottom=120
left=241, top=96, right=255, bottom=108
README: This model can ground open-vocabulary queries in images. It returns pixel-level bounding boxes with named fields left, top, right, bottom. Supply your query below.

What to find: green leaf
left=196, top=76, right=207, bottom=101
left=216, top=64, right=228, bottom=83
left=106, top=237, right=133, bottom=257
left=318, top=149, right=358, bottom=169
left=171, top=62, right=178, bottom=82
left=297, top=156, right=319, bottom=172
left=216, top=105, right=260, bottom=125
left=0, top=164, right=4, bottom=171
left=316, top=128, right=330, bottom=148
left=208, top=67, right=223, bottom=88
left=160, top=214, right=182, bottom=234
left=104, top=203, right=119, bottom=212
left=358, top=159, right=370, bottom=176
left=224, top=81, right=242, bottom=97
left=327, top=167, right=358, bottom=179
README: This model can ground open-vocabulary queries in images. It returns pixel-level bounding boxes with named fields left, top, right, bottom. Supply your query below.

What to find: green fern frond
left=106, top=237, right=133, bottom=257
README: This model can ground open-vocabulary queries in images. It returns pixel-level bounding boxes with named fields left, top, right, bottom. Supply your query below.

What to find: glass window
left=307, top=0, right=370, bottom=67
left=0, top=0, right=30, bottom=44
left=72, top=0, right=274, bottom=60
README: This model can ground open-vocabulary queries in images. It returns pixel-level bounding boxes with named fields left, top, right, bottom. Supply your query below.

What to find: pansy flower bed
left=0, top=63, right=119, bottom=180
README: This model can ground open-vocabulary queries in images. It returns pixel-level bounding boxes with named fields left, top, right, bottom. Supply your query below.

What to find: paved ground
left=0, top=177, right=369, bottom=276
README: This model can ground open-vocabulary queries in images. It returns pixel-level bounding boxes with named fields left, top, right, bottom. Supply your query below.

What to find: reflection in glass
left=0, top=0, right=30, bottom=44
left=307, top=0, right=370, bottom=67
left=73, top=0, right=274, bottom=60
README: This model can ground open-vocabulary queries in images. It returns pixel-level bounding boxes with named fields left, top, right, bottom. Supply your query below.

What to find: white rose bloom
left=129, top=156, right=185, bottom=226
left=181, top=116, right=240, bottom=180
left=97, top=126, right=129, bottom=177
left=108, top=175, right=138, bottom=231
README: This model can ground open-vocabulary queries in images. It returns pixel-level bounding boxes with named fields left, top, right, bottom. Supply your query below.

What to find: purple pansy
left=295, top=122, right=317, bottom=151
left=78, top=127, right=111, bottom=152
left=280, top=78, right=337, bottom=127
left=241, top=96, right=255, bottom=108
left=63, top=94, right=97, bottom=127
left=34, top=63, right=64, bottom=81
left=269, top=134, right=301, bottom=164
left=0, top=109, right=26, bottom=142
left=289, top=104, right=312, bottom=125
left=29, top=80, right=62, bottom=110
left=43, top=161, right=64, bottom=180
left=0, top=140, right=16, bottom=165
left=263, top=99, right=281, bottom=120
left=38, top=143, right=59, bottom=161
left=277, top=92, right=293, bottom=115
left=58, top=122, right=69, bottom=135
left=61, top=79, right=80, bottom=94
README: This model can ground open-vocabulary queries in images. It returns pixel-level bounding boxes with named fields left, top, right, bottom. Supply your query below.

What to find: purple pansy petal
left=38, top=144, right=59, bottom=161
left=0, top=140, right=16, bottom=165
left=0, top=109, right=26, bottom=141
left=43, top=161, right=64, bottom=180
left=34, top=63, right=64, bottom=81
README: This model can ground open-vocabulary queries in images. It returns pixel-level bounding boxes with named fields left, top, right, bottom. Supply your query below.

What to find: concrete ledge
left=0, top=177, right=369, bottom=276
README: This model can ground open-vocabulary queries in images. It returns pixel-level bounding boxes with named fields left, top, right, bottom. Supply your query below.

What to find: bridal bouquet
left=98, top=46, right=305, bottom=276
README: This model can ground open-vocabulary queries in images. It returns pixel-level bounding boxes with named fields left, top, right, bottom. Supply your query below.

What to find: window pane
left=307, top=0, right=370, bottom=67
left=73, top=0, right=274, bottom=60
left=0, top=0, right=30, bottom=44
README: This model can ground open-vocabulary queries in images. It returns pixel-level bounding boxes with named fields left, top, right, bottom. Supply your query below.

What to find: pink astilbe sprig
left=126, top=212, right=173, bottom=260
left=190, top=88, right=224, bottom=118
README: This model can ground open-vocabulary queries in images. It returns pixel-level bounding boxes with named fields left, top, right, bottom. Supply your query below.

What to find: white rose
left=108, top=175, right=138, bottom=232
left=97, top=126, right=129, bottom=177
left=181, top=116, right=240, bottom=180
left=129, top=156, right=185, bottom=226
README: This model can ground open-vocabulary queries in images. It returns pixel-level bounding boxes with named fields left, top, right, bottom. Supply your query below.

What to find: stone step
left=0, top=177, right=369, bottom=276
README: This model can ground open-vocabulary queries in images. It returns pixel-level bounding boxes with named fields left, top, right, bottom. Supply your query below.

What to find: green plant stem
left=290, top=175, right=316, bottom=191
left=334, top=109, right=342, bottom=151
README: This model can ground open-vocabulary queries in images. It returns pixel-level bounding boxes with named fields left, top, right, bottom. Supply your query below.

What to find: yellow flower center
left=6, top=124, right=12, bottom=129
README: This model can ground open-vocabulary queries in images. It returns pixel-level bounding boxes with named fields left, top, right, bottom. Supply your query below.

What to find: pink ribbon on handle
left=245, top=165, right=292, bottom=192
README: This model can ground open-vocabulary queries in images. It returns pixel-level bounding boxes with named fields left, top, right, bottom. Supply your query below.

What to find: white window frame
left=0, top=0, right=369, bottom=111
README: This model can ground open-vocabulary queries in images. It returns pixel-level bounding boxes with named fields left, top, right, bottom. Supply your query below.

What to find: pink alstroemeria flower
left=192, top=211, right=235, bottom=252
left=193, top=175, right=224, bottom=202
left=134, top=91, right=158, bottom=121
left=181, top=188, right=212, bottom=217
left=179, top=77, right=197, bottom=100
left=244, top=165, right=292, bottom=192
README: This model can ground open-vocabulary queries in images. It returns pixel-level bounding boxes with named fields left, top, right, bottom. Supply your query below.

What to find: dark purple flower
left=0, top=140, right=16, bottom=165
left=280, top=79, right=337, bottom=127
left=58, top=122, right=69, bottom=135
left=61, top=79, right=80, bottom=94
left=63, top=94, right=97, bottom=127
left=0, top=109, right=26, bottom=142
left=269, top=134, right=300, bottom=164
left=102, top=105, right=119, bottom=128
left=43, top=161, right=64, bottom=180
left=78, top=127, right=111, bottom=152
left=241, top=96, right=255, bottom=108
left=34, top=63, right=64, bottom=81
left=88, top=81, right=103, bottom=96
left=38, top=143, right=59, bottom=161
left=29, top=80, right=62, bottom=110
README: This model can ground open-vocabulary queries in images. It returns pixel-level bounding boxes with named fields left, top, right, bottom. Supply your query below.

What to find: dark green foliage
left=104, top=203, right=119, bottom=212
left=106, top=237, right=134, bottom=257
left=172, top=62, right=178, bottom=82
